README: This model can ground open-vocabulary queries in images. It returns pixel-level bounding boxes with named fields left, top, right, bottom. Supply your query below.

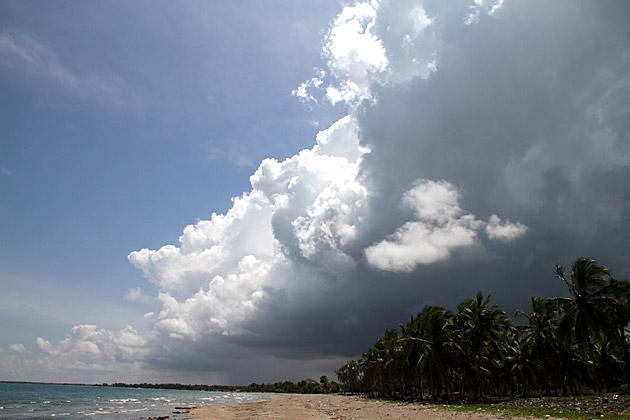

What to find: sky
left=1, top=0, right=629, bottom=385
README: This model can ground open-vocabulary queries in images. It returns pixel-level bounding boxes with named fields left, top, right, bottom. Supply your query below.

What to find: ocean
left=0, top=382, right=267, bottom=419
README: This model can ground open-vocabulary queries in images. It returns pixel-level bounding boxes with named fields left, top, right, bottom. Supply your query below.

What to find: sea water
left=0, top=382, right=267, bottom=419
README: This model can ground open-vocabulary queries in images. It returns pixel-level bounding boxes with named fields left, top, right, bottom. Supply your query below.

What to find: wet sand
left=192, top=393, right=555, bottom=419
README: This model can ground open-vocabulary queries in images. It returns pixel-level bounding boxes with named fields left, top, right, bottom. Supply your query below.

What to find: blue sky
left=1, top=0, right=342, bottom=343
left=2, top=0, right=630, bottom=385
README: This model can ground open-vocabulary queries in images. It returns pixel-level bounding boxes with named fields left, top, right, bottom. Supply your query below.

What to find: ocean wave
left=108, top=398, right=139, bottom=403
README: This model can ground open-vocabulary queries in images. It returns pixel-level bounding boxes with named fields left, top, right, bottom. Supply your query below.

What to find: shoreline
left=191, top=393, right=558, bottom=420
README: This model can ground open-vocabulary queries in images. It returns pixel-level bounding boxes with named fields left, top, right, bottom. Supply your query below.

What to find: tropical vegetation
left=336, top=257, right=630, bottom=402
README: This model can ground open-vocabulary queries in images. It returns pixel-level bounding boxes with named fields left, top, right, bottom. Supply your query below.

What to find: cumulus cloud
left=36, top=324, right=149, bottom=362
left=323, top=2, right=387, bottom=104
left=9, top=0, right=630, bottom=384
left=365, top=180, right=479, bottom=271
left=21, top=324, right=152, bottom=382
left=128, top=115, right=369, bottom=347
left=485, top=214, right=528, bottom=242
left=365, top=180, right=526, bottom=272
left=9, top=343, right=26, bottom=354
left=321, top=0, right=437, bottom=105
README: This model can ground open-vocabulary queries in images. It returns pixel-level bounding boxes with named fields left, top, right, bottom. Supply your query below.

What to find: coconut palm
left=608, top=278, right=630, bottom=389
left=454, top=291, right=511, bottom=401
left=336, top=360, right=359, bottom=394
left=399, top=314, right=425, bottom=399
left=554, top=257, right=618, bottom=395
left=359, top=345, right=383, bottom=398
left=504, top=328, right=538, bottom=398
left=359, top=328, right=403, bottom=398
left=402, top=305, right=454, bottom=400
left=592, top=334, right=624, bottom=393
left=379, top=328, right=404, bottom=398
left=515, top=297, right=561, bottom=394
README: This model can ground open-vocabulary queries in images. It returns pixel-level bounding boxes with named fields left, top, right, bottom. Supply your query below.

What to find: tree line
left=107, top=376, right=341, bottom=394
left=335, top=257, right=630, bottom=402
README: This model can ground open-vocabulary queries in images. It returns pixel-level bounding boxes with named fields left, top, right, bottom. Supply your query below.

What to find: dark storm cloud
left=355, top=0, right=630, bottom=316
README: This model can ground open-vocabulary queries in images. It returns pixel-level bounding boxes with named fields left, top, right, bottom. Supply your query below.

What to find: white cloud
left=9, top=343, right=26, bottom=354
left=403, top=180, right=463, bottom=223
left=151, top=254, right=287, bottom=340
left=365, top=180, right=483, bottom=272
left=365, top=180, right=528, bottom=272
left=36, top=337, right=58, bottom=355
left=365, top=218, right=479, bottom=272
left=124, top=287, right=154, bottom=304
left=29, top=324, right=151, bottom=377
left=128, top=115, right=370, bottom=343
left=485, top=214, right=528, bottom=242
left=323, top=2, right=387, bottom=104
left=315, top=0, right=438, bottom=107
left=464, top=0, right=505, bottom=25
left=292, top=68, right=325, bottom=105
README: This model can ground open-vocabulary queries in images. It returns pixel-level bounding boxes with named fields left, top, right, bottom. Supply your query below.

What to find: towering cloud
left=122, top=0, right=630, bottom=380
left=9, top=0, right=629, bottom=383
left=126, top=0, right=538, bottom=377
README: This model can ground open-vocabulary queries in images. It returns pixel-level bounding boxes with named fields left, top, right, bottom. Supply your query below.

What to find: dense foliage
left=336, top=258, right=630, bottom=402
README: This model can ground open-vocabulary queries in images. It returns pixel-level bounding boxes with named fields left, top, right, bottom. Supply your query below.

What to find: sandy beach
left=192, top=393, right=554, bottom=419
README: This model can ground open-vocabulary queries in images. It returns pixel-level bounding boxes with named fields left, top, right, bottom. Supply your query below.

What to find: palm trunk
left=586, top=339, right=603, bottom=396
left=473, top=350, right=483, bottom=401
left=618, top=324, right=630, bottom=391
left=459, top=368, right=466, bottom=403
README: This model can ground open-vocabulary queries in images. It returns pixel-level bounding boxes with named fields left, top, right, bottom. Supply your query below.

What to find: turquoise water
left=0, top=382, right=267, bottom=419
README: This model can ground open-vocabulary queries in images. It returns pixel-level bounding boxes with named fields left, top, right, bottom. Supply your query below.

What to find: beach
left=192, top=393, right=556, bottom=419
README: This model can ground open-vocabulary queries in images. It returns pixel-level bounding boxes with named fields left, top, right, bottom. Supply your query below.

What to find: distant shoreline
left=0, top=380, right=99, bottom=386
left=1, top=379, right=336, bottom=394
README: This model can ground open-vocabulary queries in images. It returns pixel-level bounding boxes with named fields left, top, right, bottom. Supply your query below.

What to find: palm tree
left=403, top=305, right=454, bottom=400
left=359, top=345, right=382, bottom=398
left=515, top=297, right=560, bottom=394
left=380, top=328, right=404, bottom=398
left=554, top=257, right=618, bottom=395
left=336, top=266, right=629, bottom=401
left=336, top=360, right=359, bottom=394
left=592, top=334, right=624, bottom=393
left=454, top=291, right=511, bottom=401
left=360, top=329, right=403, bottom=398
left=399, top=314, right=425, bottom=399
left=608, top=278, right=630, bottom=390
left=504, top=328, right=537, bottom=398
